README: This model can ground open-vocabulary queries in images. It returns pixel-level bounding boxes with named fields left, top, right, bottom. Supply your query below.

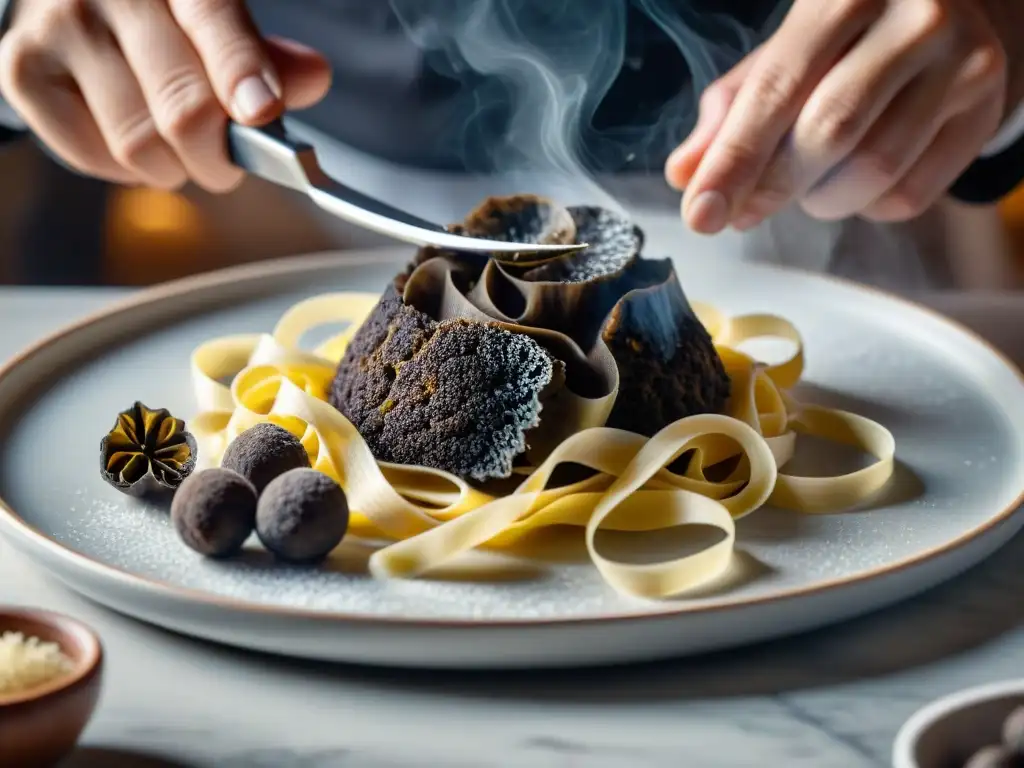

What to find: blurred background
left=0, top=136, right=1022, bottom=289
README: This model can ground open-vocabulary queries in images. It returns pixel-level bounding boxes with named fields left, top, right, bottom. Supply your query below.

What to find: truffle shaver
left=227, top=120, right=588, bottom=260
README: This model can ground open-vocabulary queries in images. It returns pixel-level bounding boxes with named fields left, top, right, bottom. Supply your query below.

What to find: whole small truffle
left=221, top=422, right=310, bottom=494
left=256, top=468, right=349, bottom=564
left=1003, top=706, right=1024, bottom=755
left=964, top=745, right=1019, bottom=768
left=171, top=468, right=257, bottom=558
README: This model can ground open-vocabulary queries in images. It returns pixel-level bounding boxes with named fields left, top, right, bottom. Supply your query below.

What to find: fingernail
left=687, top=190, right=729, bottom=233
left=232, top=75, right=277, bottom=121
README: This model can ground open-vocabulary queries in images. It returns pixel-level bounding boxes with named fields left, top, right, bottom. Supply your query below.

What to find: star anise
left=99, top=402, right=198, bottom=497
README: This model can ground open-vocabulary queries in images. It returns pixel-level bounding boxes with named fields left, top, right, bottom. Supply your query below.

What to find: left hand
left=665, top=0, right=1024, bottom=233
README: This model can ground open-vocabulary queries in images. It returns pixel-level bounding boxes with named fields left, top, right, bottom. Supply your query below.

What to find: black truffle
left=1004, top=707, right=1024, bottom=756
left=601, top=263, right=730, bottom=436
left=523, top=206, right=642, bottom=283
left=256, top=468, right=349, bottom=564
left=330, top=194, right=731, bottom=478
left=171, top=468, right=257, bottom=558
left=221, top=422, right=310, bottom=494
left=331, top=316, right=553, bottom=482
left=964, top=745, right=1019, bottom=768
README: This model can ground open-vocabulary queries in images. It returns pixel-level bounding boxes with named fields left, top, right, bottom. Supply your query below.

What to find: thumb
left=266, top=36, right=333, bottom=111
left=665, top=47, right=763, bottom=191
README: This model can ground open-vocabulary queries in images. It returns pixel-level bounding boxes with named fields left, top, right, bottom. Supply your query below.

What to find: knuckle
left=211, top=34, right=263, bottom=76
left=855, top=147, right=904, bottom=182
left=109, top=114, right=163, bottom=167
left=715, top=136, right=764, bottom=174
left=0, top=32, right=41, bottom=93
left=878, top=187, right=929, bottom=220
left=826, top=0, right=884, bottom=31
left=36, top=0, right=91, bottom=35
left=808, top=94, right=864, bottom=151
left=197, top=169, right=244, bottom=194
left=747, top=61, right=801, bottom=113
left=153, top=170, right=189, bottom=192
left=838, top=0, right=884, bottom=20
left=700, top=81, right=728, bottom=109
left=963, top=41, right=1006, bottom=88
left=169, top=0, right=237, bottom=27
left=905, top=0, right=950, bottom=45
left=151, top=68, right=220, bottom=142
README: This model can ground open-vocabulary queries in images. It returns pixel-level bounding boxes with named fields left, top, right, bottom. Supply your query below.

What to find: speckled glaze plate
left=0, top=249, right=1022, bottom=669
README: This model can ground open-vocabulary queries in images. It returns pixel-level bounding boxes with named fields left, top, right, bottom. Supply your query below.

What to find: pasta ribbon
left=188, top=292, right=896, bottom=599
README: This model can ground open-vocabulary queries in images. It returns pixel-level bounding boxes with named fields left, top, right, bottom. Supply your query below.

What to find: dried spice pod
left=100, top=401, right=198, bottom=497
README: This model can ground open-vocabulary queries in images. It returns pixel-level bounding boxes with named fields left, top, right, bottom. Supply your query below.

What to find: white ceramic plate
left=0, top=250, right=1021, bottom=669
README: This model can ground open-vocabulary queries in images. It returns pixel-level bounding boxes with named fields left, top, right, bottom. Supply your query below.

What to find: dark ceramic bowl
left=893, top=680, right=1024, bottom=768
left=0, top=607, right=104, bottom=767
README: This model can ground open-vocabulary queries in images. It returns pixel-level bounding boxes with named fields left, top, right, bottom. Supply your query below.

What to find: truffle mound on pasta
left=329, top=194, right=730, bottom=481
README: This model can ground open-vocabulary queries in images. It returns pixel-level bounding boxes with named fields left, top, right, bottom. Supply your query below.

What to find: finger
left=741, top=2, right=947, bottom=227
left=103, top=1, right=242, bottom=193
left=803, top=40, right=1005, bottom=219
left=861, top=97, right=1003, bottom=222
left=265, top=36, right=332, bottom=111
left=0, top=31, right=136, bottom=183
left=682, top=0, right=878, bottom=234
left=798, top=66, right=954, bottom=220
left=665, top=50, right=760, bottom=191
left=169, top=0, right=282, bottom=125
left=62, top=23, right=187, bottom=189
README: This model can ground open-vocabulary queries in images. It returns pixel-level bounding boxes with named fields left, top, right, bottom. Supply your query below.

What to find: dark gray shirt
left=1, top=0, right=1022, bottom=202
left=246, top=0, right=785, bottom=173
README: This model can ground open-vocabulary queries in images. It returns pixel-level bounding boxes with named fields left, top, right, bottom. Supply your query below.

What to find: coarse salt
left=0, top=631, right=73, bottom=696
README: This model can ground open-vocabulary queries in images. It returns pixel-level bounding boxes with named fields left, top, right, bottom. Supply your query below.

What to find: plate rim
left=0, top=248, right=1022, bottom=628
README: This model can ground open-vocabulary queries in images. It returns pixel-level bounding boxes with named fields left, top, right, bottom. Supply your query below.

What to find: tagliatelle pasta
left=188, top=291, right=895, bottom=600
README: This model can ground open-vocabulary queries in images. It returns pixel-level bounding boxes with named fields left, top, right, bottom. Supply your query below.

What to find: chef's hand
left=666, top=0, right=1024, bottom=233
left=0, top=0, right=331, bottom=191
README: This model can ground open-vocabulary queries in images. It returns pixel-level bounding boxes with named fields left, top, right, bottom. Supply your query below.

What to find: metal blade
left=227, top=121, right=588, bottom=260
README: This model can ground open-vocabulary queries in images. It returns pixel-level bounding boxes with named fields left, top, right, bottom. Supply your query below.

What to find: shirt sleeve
left=948, top=100, right=1024, bottom=204
left=0, top=0, right=24, bottom=145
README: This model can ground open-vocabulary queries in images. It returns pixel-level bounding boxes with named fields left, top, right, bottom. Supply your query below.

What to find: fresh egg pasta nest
left=188, top=287, right=895, bottom=601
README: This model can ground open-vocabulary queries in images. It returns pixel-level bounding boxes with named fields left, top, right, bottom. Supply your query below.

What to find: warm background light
left=102, top=177, right=339, bottom=286
left=1000, top=184, right=1024, bottom=255
left=111, top=188, right=203, bottom=237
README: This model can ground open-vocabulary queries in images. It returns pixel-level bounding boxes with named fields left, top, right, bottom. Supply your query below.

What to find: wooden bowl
left=893, top=679, right=1024, bottom=768
left=0, top=607, right=104, bottom=767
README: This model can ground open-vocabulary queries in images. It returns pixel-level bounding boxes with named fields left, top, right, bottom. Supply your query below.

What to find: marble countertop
left=0, top=285, right=1022, bottom=768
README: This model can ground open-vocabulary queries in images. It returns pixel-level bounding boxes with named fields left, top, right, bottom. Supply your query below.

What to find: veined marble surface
left=0, top=286, right=1021, bottom=768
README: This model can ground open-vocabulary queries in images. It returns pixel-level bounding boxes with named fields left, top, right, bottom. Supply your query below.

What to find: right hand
left=0, top=0, right=332, bottom=192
